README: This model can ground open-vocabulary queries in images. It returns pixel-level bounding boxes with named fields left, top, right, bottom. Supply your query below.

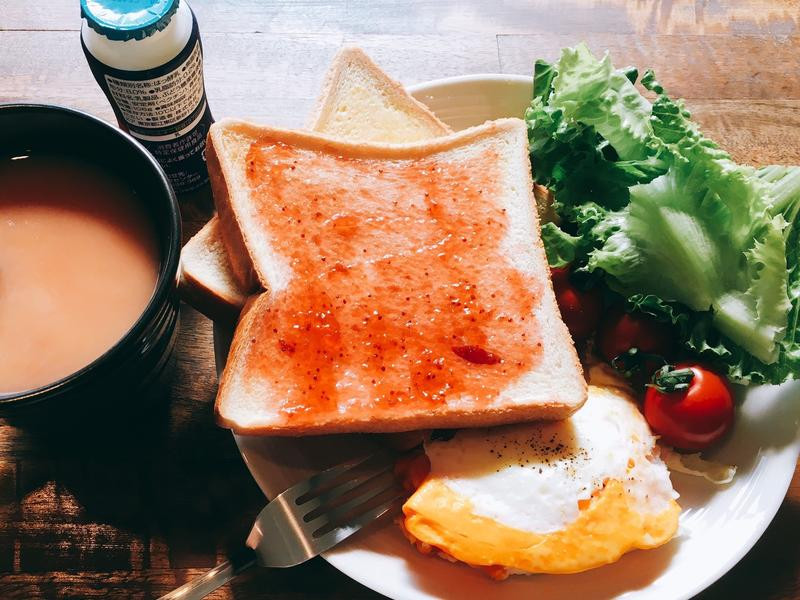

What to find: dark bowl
left=0, top=104, right=181, bottom=422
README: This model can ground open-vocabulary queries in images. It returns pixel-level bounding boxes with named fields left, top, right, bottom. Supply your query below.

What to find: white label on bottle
left=103, top=41, right=205, bottom=130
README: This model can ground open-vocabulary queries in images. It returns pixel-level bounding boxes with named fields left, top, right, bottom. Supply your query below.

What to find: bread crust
left=207, top=126, right=263, bottom=292
left=213, top=118, right=586, bottom=435
left=217, top=403, right=586, bottom=436
left=219, top=116, right=518, bottom=159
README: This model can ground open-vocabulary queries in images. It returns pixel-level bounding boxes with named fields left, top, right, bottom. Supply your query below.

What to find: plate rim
left=220, top=72, right=800, bottom=599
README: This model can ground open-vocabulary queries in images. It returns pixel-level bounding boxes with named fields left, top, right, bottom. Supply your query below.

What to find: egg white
left=424, top=384, right=678, bottom=534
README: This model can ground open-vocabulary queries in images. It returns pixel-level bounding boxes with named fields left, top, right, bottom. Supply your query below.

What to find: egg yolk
left=402, top=477, right=680, bottom=577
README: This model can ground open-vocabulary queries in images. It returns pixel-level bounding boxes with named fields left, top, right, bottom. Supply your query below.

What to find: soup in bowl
left=0, top=104, right=181, bottom=418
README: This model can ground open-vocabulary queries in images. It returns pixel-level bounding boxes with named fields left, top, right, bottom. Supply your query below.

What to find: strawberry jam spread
left=242, top=139, right=543, bottom=423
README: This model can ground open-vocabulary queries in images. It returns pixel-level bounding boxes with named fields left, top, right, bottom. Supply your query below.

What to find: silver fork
left=158, top=451, right=403, bottom=600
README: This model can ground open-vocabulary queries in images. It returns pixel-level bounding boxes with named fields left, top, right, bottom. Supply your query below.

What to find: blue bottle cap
left=80, top=0, right=180, bottom=41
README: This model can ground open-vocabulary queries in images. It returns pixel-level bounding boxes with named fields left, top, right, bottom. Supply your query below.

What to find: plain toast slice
left=178, top=217, right=248, bottom=320
left=213, top=118, right=586, bottom=435
left=179, top=47, right=453, bottom=319
left=308, top=46, right=452, bottom=141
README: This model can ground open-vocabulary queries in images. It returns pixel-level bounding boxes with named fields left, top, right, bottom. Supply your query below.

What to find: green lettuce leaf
left=527, top=45, right=800, bottom=383
left=526, top=55, right=666, bottom=214
left=550, top=43, right=659, bottom=161
left=627, top=290, right=798, bottom=385
left=589, top=162, right=790, bottom=365
left=589, top=71, right=797, bottom=366
left=532, top=58, right=556, bottom=103
left=758, top=165, right=800, bottom=226
left=542, top=202, right=622, bottom=268
left=541, top=223, right=579, bottom=268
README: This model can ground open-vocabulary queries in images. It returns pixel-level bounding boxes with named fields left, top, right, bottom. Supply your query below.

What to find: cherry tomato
left=550, top=266, right=570, bottom=283
left=550, top=267, right=603, bottom=340
left=597, top=306, right=674, bottom=367
left=644, top=363, right=734, bottom=451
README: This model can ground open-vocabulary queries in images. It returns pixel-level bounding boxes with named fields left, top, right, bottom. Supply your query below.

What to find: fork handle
left=158, top=552, right=257, bottom=600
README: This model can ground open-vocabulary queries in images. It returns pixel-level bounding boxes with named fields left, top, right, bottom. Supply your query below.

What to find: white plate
left=217, top=75, right=800, bottom=600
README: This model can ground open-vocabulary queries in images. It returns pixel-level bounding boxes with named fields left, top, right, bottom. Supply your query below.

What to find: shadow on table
left=7, top=307, right=266, bottom=596
left=11, top=398, right=386, bottom=598
left=15, top=389, right=261, bottom=543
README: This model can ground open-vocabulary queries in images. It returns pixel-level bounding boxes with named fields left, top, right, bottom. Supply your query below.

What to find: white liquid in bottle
left=81, top=0, right=214, bottom=193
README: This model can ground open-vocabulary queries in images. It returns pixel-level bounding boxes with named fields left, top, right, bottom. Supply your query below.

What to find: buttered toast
left=211, top=118, right=586, bottom=435
left=308, top=47, right=451, bottom=141
left=178, top=47, right=453, bottom=319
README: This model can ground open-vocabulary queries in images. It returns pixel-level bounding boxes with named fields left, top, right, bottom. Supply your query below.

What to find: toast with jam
left=178, top=47, right=452, bottom=320
left=210, top=118, right=587, bottom=435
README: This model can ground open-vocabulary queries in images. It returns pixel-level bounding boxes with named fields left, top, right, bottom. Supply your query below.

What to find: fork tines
left=247, top=451, right=405, bottom=568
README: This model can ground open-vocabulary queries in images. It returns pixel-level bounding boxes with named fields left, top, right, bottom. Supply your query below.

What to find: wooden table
left=1, top=1, right=799, bottom=598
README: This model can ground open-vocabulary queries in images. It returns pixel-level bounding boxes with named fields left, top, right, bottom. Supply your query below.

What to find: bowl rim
left=407, top=72, right=533, bottom=93
left=0, top=102, right=182, bottom=407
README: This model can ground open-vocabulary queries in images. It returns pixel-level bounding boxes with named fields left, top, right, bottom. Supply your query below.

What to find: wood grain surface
left=1, top=1, right=799, bottom=598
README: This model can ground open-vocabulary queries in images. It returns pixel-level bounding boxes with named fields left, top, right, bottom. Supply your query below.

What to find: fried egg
left=400, top=381, right=680, bottom=578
